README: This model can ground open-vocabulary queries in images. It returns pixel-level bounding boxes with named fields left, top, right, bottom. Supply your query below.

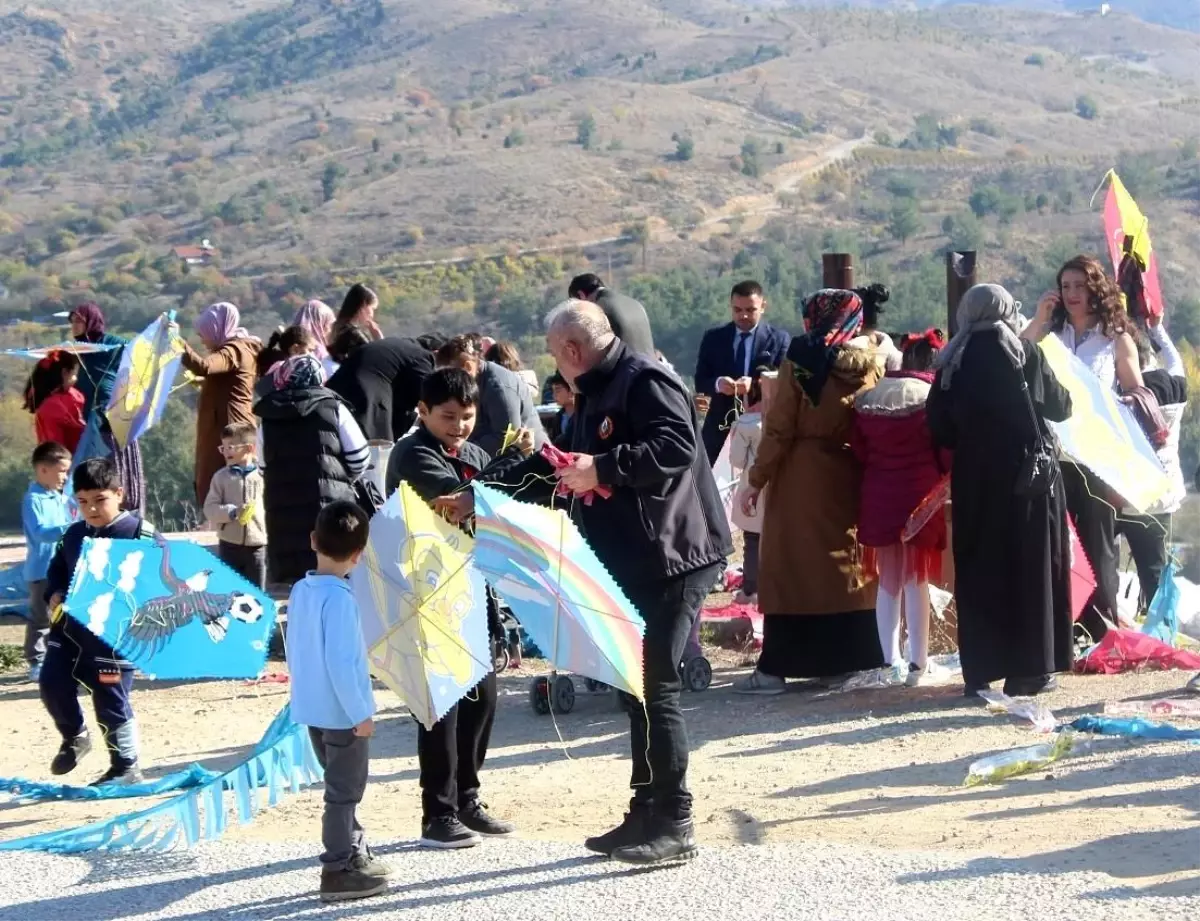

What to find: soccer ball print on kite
left=65, top=536, right=278, bottom=681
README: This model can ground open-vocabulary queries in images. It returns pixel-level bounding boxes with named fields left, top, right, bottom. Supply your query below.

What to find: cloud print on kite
left=65, top=534, right=275, bottom=680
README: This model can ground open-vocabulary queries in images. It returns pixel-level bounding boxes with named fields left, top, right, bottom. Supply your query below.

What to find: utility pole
left=822, top=253, right=854, bottom=289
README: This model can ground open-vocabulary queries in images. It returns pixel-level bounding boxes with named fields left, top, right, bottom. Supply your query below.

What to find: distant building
left=173, top=239, right=218, bottom=267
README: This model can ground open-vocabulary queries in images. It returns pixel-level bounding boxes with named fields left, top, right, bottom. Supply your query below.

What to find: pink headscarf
left=195, top=302, right=260, bottom=347
left=292, top=299, right=335, bottom=360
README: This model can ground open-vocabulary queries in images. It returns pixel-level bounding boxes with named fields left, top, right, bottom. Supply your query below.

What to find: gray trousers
left=25, top=580, right=49, bottom=667
left=308, top=727, right=370, bottom=870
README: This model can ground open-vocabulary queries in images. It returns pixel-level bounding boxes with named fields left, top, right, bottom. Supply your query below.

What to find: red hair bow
left=36, top=349, right=64, bottom=370
left=900, top=329, right=946, bottom=352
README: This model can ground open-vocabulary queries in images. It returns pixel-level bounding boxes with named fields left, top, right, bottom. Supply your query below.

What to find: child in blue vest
left=21, top=442, right=74, bottom=681
left=42, top=457, right=155, bottom=785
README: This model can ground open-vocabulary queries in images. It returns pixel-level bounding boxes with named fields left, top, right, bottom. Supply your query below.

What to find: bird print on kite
left=65, top=535, right=275, bottom=680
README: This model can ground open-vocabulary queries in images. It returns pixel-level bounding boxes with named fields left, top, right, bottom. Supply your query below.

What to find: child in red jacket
left=851, top=330, right=949, bottom=687
left=25, top=350, right=87, bottom=454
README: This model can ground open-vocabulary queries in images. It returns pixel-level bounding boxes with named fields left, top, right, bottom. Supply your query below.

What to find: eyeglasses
left=218, top=443, right=254, bottom=455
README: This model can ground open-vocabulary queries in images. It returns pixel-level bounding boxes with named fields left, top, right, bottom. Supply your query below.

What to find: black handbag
left=353, top=477, right=385, bottom=516
left=1014, top=375, right=1056, bottom=497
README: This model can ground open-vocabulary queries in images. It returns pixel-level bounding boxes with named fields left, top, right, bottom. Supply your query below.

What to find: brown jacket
left=749, top=344, right=886, bottom=616
left=181, top=338, right=263, bottom=507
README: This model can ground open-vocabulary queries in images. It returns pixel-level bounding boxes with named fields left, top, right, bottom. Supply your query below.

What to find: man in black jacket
left=443, top=300, right=730, bottom=866
left=568, top=273, right=656, bottom=358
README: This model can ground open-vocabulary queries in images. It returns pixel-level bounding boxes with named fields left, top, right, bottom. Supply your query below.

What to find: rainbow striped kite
left=471, top=483, right=646, bottom=700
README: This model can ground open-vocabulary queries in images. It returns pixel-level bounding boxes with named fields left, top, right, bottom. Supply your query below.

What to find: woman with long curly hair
left=1023, top=254, right=1142, bottom=643
left=24, top=350, right=86, bottom=453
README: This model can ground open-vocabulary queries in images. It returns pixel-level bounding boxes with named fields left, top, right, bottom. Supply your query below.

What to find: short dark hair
left=32, top=441, right=72, bottom=467
left=313, top=501, right=370, bottom=561
left=855, top=283, right=891, bottom=330
left=222, top=422, right=257, bottom=442
left=434, top=335, right=478, bottom=367
left=421, top=367, right=479, bottom=409
left=568, top=273, right=604, bottom=298
left=278, top=325, right=316, bottom=354
left=547, top=371, right=569, bottom=390
left=73, top=457, right=121, bottom=493
left=730, top=280, right=763, bottom=300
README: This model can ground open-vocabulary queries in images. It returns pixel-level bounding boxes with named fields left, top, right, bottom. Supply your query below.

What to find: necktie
left=734, top=332, right=749, bottom=379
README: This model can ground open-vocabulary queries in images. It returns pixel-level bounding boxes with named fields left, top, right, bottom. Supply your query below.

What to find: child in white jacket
left=729, top=371, right=777, bottom=604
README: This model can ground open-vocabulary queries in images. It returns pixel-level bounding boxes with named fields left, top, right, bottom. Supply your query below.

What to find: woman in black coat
left=927, top=284, right=1074, bottom=699
left=325, top=329, right=434, bottom=443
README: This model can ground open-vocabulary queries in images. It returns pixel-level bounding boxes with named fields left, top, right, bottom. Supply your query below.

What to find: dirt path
left=0, top=647, right=1195, bottom=892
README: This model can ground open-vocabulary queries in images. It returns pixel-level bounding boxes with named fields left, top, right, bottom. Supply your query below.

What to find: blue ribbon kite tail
left=1067, top=715, right=1200, bottom=742
left=0, top=704, right=321, bottom=854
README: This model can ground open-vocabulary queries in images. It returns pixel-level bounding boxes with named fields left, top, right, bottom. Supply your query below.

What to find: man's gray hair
left=545, top=298, right=615, bottom=349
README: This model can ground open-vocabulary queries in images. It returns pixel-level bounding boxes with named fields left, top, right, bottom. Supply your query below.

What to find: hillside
left=0, top=0, right=1198, bottom=338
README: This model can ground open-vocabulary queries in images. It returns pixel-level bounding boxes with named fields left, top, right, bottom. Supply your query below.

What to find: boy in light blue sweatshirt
left=21, top=442, right=74, bottom=681
left=285, top=500, right=390, bottom=904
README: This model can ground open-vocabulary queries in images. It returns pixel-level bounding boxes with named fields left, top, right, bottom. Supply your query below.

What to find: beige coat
left=749, top=343, right=885, bottom=616
left=203, top=465, right=267, bottom=547
left=181, top=338, right=262, bottom=507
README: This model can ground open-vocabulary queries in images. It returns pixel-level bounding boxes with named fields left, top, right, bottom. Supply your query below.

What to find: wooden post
left=946, top=251, right=977, bottom=335
left=822, top=253, right=854, bottom=289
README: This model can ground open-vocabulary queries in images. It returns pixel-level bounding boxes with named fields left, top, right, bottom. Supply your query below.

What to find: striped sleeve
left=336, top=404, right=370, bottom=479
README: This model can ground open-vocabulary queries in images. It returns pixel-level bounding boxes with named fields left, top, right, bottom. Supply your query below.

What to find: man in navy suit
left=694, top=280, right=790, bottom=463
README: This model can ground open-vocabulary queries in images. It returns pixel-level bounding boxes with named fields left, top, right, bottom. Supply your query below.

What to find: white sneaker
left=732, top=670, right=786, bottom=695
left=905, top=664, right=927, bottom=688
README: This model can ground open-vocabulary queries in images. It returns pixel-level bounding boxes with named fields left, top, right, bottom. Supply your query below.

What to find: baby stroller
left=527, top=611, right=712, bottom=716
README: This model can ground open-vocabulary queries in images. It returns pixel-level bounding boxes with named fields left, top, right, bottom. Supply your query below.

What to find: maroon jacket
left=850, top=370, right=950, bottom=549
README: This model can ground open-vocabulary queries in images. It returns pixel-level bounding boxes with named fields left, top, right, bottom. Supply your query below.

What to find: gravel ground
left=1, top=837, right=1196, bottom=921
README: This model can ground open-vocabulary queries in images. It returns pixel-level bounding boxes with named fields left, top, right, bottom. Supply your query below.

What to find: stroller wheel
left=552, top=675, right=576, bottom=714
left=530, top=677, right=551, bottom=715
left=682, top=656, right=712, bottom=692
left=583, top=678, right=609, bottom=693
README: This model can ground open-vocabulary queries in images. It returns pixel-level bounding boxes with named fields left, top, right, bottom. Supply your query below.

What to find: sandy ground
left=0, top=614, right=1196, bottom=896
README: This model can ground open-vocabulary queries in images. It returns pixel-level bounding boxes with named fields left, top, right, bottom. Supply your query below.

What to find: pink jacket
left=850, top=370, right=949, bottom=549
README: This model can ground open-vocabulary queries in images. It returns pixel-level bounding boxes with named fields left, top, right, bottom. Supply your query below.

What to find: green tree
left=887, top=200, right=922, bottom=245
left=504, top=128, right=526, bottom=148
left=624, top=220, right=651, bottom=270
left=675, top=136, right=695, bottom=161
left=1075, top=95, right=1099, bottom=120
left=886, top=175, right=918, bottom=198
left=321, top=161, right=347, bottom=202
left=1025, top=53, right=1045, bottom=67
left=946, top=211, right=984, bottom=250
left=740, top=137, right=761, bottom=178
left=576, top=113, right=597, bottom=150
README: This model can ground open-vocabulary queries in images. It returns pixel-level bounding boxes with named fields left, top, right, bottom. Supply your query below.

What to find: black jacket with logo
left=555, top=340, right=730, bottom=591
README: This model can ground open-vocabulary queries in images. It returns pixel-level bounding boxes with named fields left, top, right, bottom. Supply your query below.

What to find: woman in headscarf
left=732, top=290, right=887, bottom=695
left=68, top=302, right=146, bottom=514
left=292, top=299, right=338, bottom=379
left=928, top=284, right=1074, bottom=698
left=180, top=302, right=263, bottom=507
left=254, top=354, right=369, bottom=588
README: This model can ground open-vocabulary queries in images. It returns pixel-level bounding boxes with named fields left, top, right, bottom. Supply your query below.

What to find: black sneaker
left=611, top=816, right=698, bottom=866
left=419, top=815, right=481, bottom=850
left=349, top=851, right=393, bottom=879
left=584, top=801, right=653, bottom=857
left=50, top=733, right=93, bottom=776
left=90, top=763, right=145, bottom=787
left=459, top=801, right=515, bottom=837
left=963, top=681, right=991, bottom=700
left=319, top=867, right=388, bottom=903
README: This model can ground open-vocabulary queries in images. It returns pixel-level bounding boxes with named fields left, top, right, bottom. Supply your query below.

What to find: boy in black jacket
left=385, top=368, right=529, bottom=849
left=42, top=457, right=156, bottom=785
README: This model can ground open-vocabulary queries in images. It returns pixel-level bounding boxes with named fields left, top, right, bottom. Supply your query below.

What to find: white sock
left=903, top=577, right=931, bottom=669
left=875, top=562, right=903, bottom=666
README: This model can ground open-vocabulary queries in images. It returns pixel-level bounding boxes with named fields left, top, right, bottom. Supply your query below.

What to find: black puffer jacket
left=256, top=386, right=357, bottom=587
left=564, top=340, right=731, bottom=591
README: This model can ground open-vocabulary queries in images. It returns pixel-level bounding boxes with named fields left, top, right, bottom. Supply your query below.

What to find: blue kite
left=64, top=535, right=276, bottom=680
